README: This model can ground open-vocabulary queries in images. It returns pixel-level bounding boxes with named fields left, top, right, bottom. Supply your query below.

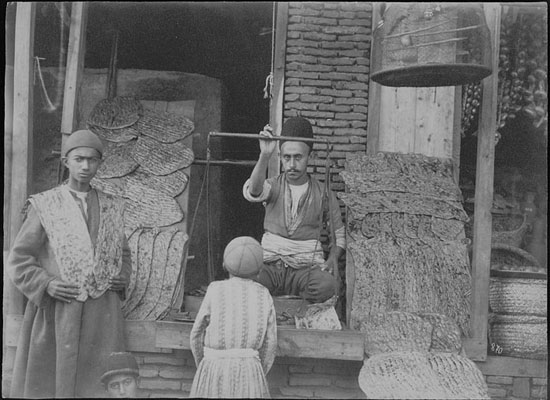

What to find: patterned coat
left=190, top=277, right=278, bottom=398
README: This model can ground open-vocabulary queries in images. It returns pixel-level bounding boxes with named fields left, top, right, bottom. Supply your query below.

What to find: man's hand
left=320, top=257, right=338, bottom=274
left=46, top=279, right=80, bottom=303
left=109, top=274, right=128, bottom=292
left=259, top=125, right=277, bottom=156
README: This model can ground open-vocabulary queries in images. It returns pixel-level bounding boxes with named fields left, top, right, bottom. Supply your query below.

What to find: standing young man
left=243, top=117, right=345, bottom=303
left=7, top=129, right=132, bottom=398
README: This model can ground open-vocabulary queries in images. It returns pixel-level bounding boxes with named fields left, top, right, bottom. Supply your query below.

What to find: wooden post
left=466, top=3, right=501, bottom=361
left=8, top=2, right=36, bottom=317
left=4, top=4, right=16, bottom=251
left=61, top=2, right=89, bottom=146
left=452, top=86, right=463, bottom=186
left=366, top=3, right=384, bottom=156
left=268, top=1, right=288, bottom=178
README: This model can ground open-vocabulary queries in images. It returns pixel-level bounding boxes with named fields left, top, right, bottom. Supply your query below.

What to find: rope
left=34, top=57, right=56, bottom=112
left=263, top=2, right=277, bottom=100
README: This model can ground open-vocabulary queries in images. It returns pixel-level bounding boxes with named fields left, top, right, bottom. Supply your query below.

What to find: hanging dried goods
left=496, top=8, right=547, bottom=131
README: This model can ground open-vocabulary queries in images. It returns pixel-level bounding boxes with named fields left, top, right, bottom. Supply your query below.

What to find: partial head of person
left=61, top=129, right=104, bottom=191
left=280, top=117, right=313, bottom=185
left=101, top=352, right=140, bottom=398
left=223, top=236, right=263, bottom=279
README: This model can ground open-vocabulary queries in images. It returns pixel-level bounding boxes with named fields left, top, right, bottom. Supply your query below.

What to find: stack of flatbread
left=88, top=100, right=195, bottom=320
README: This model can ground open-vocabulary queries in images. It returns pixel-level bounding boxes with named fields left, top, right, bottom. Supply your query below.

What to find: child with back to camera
left=189, top=236, right=277, bottom=398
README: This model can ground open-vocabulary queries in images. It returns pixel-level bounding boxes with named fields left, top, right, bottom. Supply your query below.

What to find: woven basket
left=488, top=314, right=547, bottom=360
left=489, top=277, right=547, bottom=315
left=492, top=214, right=528, bottom=247
left=490, top=243, right=541, bottom=270
left=465, top=214, right=527, bottom=247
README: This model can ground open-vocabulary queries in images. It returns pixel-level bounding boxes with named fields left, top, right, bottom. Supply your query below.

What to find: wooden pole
left=452, top=85, right=463, bottom=186
left=61, top=2, right=88, bottom=144
left=466, top=3, right=501, bottom=361
left=8, top=2, right=36, bottom=318
left=4, top=5, right=16, bottom=251
left=268, top=2, right=288, bottom=178
left=366, top=3, right=384, bottom=155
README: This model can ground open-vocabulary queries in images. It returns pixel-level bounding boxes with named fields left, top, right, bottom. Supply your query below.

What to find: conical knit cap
left=223, top=236, right=263, bottom=278
left=62, top=129, right=104, bottom=157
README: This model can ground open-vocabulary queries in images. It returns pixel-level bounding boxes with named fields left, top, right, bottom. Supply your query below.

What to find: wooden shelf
left=5, top=314, right=546, bottom=376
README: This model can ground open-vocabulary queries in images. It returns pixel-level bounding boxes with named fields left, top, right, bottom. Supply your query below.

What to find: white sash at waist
left=203, top=347, right=259, bottom=360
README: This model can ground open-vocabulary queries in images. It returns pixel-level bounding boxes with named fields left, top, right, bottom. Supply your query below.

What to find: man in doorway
left=7, top=129, right=131, bottom=398
left=243, top=117, right=345, bottom=303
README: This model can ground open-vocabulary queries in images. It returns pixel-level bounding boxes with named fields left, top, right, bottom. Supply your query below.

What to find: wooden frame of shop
left=3, top=1, right=546, bottom=383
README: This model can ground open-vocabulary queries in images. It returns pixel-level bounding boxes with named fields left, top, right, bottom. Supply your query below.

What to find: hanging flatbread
left=125, top=168, right=189, bottom=197
left=88, top=123, right=139, bottom=143
left=129, top=229, right=176, bottom=320
left=125, top=228, right=142, bottom=305
left=146, top=231, right=189, bottom=320
left=138, top=108, right=194, bottom=143
left=122, top=182, right=184, bottom=230
left=124, top=228, right=159, bottom=318
left=96, top=141, right=139, bottom=179
left=131, top=136, right=194, bottom=176
left=87, top=96, right=143, bottom=129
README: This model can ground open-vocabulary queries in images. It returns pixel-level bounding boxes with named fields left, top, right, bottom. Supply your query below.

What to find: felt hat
left=62, top=129, right=104, bottom=157
left=223, top=236, right=263, bottom=278
left=280, top=117, right=313, bottom=150
left=100, top=352, right=139, bottom=384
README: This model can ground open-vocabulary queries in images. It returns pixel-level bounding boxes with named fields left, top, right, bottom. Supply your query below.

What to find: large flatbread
left=88, top=123, right=139, bottom=143
left=146, top=231, right=189, bottom=320
left=87, top=96, right=143, bottom=129
left=91, top=177, right=127, bottom=197
left=124, top=228, right=142, bottom=305
left=138, top=108, right=194, bottom=143
left=122, top=182, right=184, bottom=230
left=124, top=228, right=159, bottom=318
left=125, top=168, right=189, bottom=197
left=96, top=141, right=139, bottom=179
left=131, top=136, right=194, bottom=176
left=129, top=229, right=176, bottom=320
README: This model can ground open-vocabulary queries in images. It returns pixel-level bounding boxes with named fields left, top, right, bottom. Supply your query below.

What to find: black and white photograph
left=3, top=2, right=547, bottom=398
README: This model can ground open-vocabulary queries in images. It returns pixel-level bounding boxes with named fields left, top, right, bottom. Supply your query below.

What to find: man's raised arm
left=248, top=124, right=277, bottom=197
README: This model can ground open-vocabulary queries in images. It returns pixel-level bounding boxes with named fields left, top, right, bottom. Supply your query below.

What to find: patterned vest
left=264, top=175, right=325, bottom=240
left=29, top=185, right=125, bottom=301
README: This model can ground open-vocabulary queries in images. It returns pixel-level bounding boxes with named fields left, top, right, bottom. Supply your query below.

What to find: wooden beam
left=9, top=2, right=36, bottom=317
left=475, top=356, right=548, bottom=378
left=7, top=315, right=547, bottom=374
left=61, top=2, right=88, bottom=146
left=139, top=319, right=365, bottom=361
left=276, top=326, right=364, bottom=360
left=268, top=1, right=288, bottom=178
left=468, top=3, right=501, bottom=361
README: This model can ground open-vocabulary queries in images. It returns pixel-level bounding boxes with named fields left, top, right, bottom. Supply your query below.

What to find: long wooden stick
left=209, top=132, right=329, bottom=144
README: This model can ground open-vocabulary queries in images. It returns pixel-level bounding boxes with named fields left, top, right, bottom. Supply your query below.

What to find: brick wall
left=133, top=350, right=547, bottom=399
left=132, top=350, right=366, bottom=399
left=485, top=375, right=548, bottom=400
left=284, top=2, right=372, bottom=195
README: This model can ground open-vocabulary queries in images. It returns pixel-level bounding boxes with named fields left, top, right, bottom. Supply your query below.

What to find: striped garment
left=190, top=277, right=277, bottom=398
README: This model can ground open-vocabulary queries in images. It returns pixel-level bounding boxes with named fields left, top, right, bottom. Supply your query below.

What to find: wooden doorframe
left=267, top=1, right=288, bottom=178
